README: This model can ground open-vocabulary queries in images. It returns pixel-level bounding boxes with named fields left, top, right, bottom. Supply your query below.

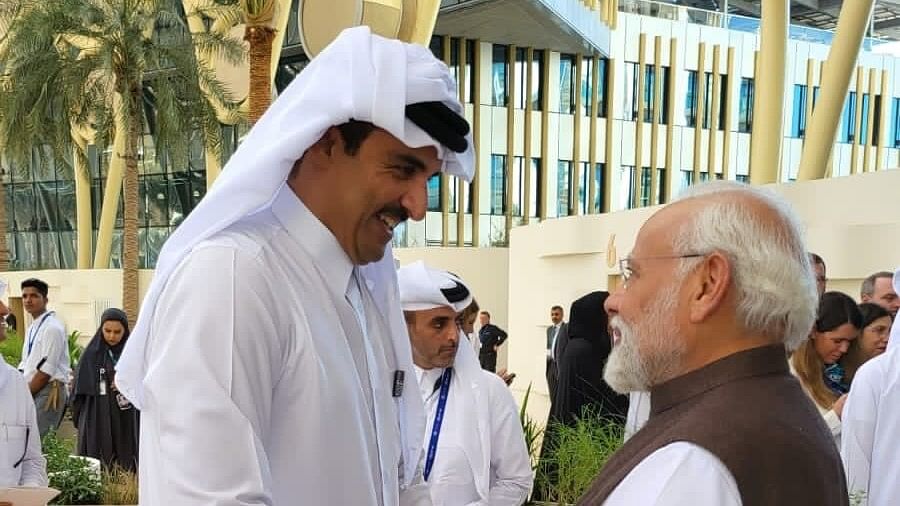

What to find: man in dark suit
left=478, top=311, right=507, bottom=372
left=546, top=305, right=568, bottom=402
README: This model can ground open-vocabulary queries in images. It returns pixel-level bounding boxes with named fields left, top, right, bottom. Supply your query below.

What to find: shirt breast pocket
left=0, top=424, right=28, bottom=468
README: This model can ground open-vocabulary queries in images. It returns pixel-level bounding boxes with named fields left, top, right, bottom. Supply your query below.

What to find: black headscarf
left=550, top=291, right=628, bottom=425
left=73, top=308, right=130, bottom=397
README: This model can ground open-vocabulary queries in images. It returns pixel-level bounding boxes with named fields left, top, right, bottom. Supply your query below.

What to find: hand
left=496, top=369, right=515, bottom=386
left=833, top=393, right=848, bottom=419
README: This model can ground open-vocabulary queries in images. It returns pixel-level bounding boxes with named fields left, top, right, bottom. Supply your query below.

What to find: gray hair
left=673, top=181, right=817, bottom=350
left=861, top=271, right=894, bottom=298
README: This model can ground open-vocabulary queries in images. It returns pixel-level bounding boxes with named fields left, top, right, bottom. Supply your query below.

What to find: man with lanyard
left=398, top=261, right=532, bottom=506
left=115, top=27, right=474, bottom=505
left=18, top=278, right=70, bottom=437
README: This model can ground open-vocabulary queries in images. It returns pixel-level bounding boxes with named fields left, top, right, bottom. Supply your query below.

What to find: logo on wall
left=606, top=234, right=617, bottom=269
left=298, top=0, right=442, bottom=58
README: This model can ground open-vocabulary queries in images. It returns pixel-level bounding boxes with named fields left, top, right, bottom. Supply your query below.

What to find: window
left=529, top=158, right=542, bottom=218
left=492, top=45, right=509, bottom=106
left=686, top=70, right=726, bottom=130
left=578, top=162, right=589, bottom=214
left=583, top=58, right=594, bottom=117
left=490, top=155, right=506, bottom=214
left=631, top=65, right=671, bottom=123
left=738, top=78, right=754, bottom=133
left=591, top=163, right=605, bottom=213
left=686, top=71, right=698, bottom=127
left=792, top=84, right=808, bottom=138
left=531, top=50, right=545, bottom=110
left=429, top=37, right=475, bottom=104
left=620, top=166, right=635, bottom=209
left=426, top=174, right=441, bottom=212
left=513, top=48, right=528, bottom=109
left=559, top=54, right=576, bottom=114
left=841, top=92, right=857, bottom=143
left=512, top=156, right=525, bottom=216
left=892, top=98, right=900, bottom=148
left=583, top=58, right=609, bottom=117
left=557, top=161, right=572, bottom=216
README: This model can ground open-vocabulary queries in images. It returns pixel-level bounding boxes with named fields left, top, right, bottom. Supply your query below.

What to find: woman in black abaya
left=550, top=290, right=628, bottom=425
left=72, top=308, right=139, bottom=472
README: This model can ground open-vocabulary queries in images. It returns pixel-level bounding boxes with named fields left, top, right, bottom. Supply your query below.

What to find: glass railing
left=619, top=0, right=887, bottom=51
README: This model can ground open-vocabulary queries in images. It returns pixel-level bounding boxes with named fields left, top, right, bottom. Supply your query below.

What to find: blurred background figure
left=839, top=303, right=891, bottom=388
left=72, top=308, right=138, bottom=472
left=791, top=291, right=861, bottom=446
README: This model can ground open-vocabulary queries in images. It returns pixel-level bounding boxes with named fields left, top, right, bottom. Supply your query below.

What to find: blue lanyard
left=423, top=368, right=453, bottom=482
left=26, top=311, right=53, bottom=358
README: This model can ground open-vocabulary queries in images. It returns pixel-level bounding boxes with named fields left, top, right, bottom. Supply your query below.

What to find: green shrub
left=518, top=383, right=544, bottom=470
left=42, top=431, right=102, bottom=505
left=68, top=331, right=84, bottom=369
left=533, top=408, right=624, bottom=505
left=0, top=329, right=23, bottom=367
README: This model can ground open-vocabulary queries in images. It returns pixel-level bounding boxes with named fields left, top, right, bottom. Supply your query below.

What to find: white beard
left=604, top=286, right=685, bottom=393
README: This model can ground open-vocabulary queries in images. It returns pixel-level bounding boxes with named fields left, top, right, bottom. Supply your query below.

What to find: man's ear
left=688, top=252, right=731, bottom=324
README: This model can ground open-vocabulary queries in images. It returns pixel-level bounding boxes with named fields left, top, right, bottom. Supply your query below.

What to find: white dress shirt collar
left=270, top=184, right=355, bottom=300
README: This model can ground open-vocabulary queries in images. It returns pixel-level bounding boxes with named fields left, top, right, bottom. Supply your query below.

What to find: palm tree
left=0, top=0, right=243, bottom=324
left=241, top=0, right=277, bottom=125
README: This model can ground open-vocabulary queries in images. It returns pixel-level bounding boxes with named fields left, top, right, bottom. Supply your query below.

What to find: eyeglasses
left=618, top=253, right=708, bottom=285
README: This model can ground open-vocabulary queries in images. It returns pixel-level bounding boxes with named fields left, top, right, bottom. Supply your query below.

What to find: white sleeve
left=485, top=375, right=533, bottom=506
left=821, top=408, right=842, bottom=437
left=19, top=376, right=47, bottom=486
left=141, top=246, right=282, bottom=505
left=604, top=442, right=742, bottom=506
left=841, top=362, right=879, bottom=499
left=38, top=324, right=68, bottom=380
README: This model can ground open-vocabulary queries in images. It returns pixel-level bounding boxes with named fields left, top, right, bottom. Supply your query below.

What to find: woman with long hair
left=71, top=308, right=139, bottom=472
left=791, top=291, right=861, bottom=445
left=840, top=303, right=891, bottom=386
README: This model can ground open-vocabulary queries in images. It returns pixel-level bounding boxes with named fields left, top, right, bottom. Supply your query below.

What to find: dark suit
left=478, top=323, right=508, bottom=372
left=545, top=322, right=568, bottom=402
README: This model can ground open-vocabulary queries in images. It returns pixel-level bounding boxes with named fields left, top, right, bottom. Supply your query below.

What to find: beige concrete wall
left=506, top=169, right=900, bottom=425
left=393, top=247, right=512, bottom=370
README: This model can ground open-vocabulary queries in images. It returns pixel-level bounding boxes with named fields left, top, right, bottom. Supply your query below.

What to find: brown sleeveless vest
left=578, top=345, right=848, bottom=505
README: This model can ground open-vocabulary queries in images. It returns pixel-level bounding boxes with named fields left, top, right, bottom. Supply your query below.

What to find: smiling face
left=290, top=125, right=441, bottom=266
left=813, top=322, right=858, bottom=365
left=406, top=306, right=461, bottom=369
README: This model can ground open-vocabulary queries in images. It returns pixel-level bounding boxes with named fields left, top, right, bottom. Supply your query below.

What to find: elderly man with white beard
left=577, top=181, right=848, bottom=506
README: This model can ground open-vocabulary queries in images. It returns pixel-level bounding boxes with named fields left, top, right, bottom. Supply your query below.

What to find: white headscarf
left=115, top=25, right=474, bottom=484
left=397, top=262, right=496, bottom=501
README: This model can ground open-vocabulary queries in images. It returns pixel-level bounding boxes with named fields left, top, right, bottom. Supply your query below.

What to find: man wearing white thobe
left=398, top=262, right=532, bottom=506
left=0, top=361, right=47, bottom=487
left=841, top=267, right=900, bottom=506
left=115, top=27, right=475, bottom=505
